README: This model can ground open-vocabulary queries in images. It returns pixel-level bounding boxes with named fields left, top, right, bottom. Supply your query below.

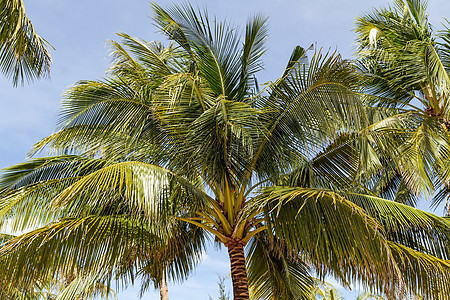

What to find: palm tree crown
left=355, top=0, right=450, bottom=212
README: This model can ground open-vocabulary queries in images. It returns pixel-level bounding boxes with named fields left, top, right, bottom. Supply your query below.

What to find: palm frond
left=0, top=0, right=52, bottom=85
left=251, top=49, right=365, bottom=184
left=256, top=186, right=397, bottom=295
left=388, top=241, right=450, bottom=299
left=341, top=191, right=450, bottom=259
left=247, top=233, right=313, bottom=300
left=0, top=216, right=153, bottom=291
left=55, top=273, right=118, bottom=300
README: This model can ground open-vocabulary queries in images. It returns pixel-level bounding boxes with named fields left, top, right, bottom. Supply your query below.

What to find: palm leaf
left=247, top=233, right=313, bottom=300
left=0, top=0, right=52, bottom=85
left=257, top=186, right=395, bottom=294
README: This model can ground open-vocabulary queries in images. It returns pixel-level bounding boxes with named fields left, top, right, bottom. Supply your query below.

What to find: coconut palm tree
left=355, top=0, right=450, bottom=214
left=0, top=0, right=52, bottom=85
left=0, top=3, right=448, bottom=300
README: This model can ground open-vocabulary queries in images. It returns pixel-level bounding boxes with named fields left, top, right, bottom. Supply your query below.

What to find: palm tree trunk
left=159, top=272, right=169, bottom=300
left=227, top=240, right=249, bottom=300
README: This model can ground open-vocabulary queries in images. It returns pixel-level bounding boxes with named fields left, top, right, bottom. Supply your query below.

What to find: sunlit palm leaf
left=0, top=216, right=154, bottom=291
left=341, top=191, right=450, bottom=259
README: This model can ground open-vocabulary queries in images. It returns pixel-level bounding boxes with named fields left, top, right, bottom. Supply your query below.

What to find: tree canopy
left=0, top=1, right=448, bottom=300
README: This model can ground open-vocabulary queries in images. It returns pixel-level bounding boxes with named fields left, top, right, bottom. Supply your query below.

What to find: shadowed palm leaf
left=0, top=0, right=52, bottom=85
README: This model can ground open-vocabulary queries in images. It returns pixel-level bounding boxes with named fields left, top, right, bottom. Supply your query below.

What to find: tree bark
left=159, top=272, right=169, bottom=300
left=227, top=240, right=249, bottom=300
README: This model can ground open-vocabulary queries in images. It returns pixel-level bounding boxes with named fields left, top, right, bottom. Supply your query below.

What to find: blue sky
left=1, top=0, right=449, bottom=299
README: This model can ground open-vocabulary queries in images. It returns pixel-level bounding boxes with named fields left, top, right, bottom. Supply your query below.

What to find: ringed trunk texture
left=159, top=273, right=169, bottom=300
left=227, top=240, right=250, bottom=300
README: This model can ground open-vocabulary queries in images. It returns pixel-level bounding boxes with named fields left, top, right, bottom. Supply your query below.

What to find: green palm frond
left=0, top=155, right=101, bottom=191
left=238, top=14, right=269, bottom=98
left=388, top=241, right=450, bottom=299
left=0, top=0, right=52, bottom=85
left=0, top=214, right=205, bottom=295
left=431, top=179, right=450, bottom=213
left=49, top=161, right=207, bottom=218
left=138, top=222, right=205, bottom=292
left=108, top=33, right=185, bottom=80
left=58, top=78, right=154, bottom=132
left=355, top=1, right=450, bottom=206
left=341, top=191, right=450, bottom=259
left=0, top=156, right=109, bottom=231
left=309, top=280, right=344, bottom=300
left=251, top=49, right=366, bottom=185
left=355, top=292, right=386, bottom=300
left=368, top=162, right=419, bottom=206
left=365, top=111, right=450, bottom=196
left=247, top=233, right=313, bottom=300
left=152, top=3, right=262, bottom=99
left=355, top=0, right=435, bottom=94
left=0, top=157, right=210, bottom=232
left=0, top=216, right=152, bottom=291
left=257, top=185, right=450, bottom=297
left=257, top=187, right=395, bottom=294
left=55, top=273, right=118, bottom=300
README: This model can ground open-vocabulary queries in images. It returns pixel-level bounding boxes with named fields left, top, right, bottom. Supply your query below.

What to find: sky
left=1, top=0, right=450, bottom=299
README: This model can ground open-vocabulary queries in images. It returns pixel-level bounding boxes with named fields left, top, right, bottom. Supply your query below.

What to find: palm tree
left=0, top=3, right=448, bottom=300
left=0, top=0, right=52, bottom=85
left=355, top=0, right=450, bottom=214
